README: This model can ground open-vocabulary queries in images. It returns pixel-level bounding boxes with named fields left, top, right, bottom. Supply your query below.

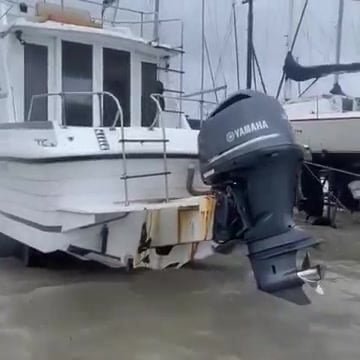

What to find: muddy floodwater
left=0, top=214, right=359, bottom=360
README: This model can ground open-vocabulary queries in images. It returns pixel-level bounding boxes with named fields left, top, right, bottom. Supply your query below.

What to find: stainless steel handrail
left=149, top=93, right=169, bottom=201
left=149, top=93, right=163, bottom=130
left=78, top=0, right=154, bottom=16
left=27, top=91, right=123, bottom=128
left=149, top=93, right=217, bottom=129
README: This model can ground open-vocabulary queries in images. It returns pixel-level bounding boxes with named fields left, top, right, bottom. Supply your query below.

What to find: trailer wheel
left=21, top=245, right=42, bottom=267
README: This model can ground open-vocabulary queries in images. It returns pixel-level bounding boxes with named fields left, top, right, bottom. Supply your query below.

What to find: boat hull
left=0, top=123, right=212, bottom=266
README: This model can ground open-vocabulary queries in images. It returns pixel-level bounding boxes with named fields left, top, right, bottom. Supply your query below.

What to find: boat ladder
left=113, top=93, right=170, bottom=205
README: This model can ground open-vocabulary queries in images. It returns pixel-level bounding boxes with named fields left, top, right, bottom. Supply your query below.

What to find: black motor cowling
left=198, top=91, right=324, bottom=304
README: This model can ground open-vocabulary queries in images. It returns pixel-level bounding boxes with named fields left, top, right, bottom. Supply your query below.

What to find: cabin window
left=342, top=98, right=353, bottom=112
left=24, top=43, right=48, bottom=121
left=62, top=41, right=93, bottom=126
left=141, top=62, right=159, bottom=127
left=103, top=48, right=130, bottom=127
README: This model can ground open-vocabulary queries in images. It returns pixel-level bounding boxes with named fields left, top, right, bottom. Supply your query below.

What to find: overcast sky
left=159, top=0, right=360, bottom=97
left=70, top=0, right=360, bottom=114
left=104, top=0, right=360, bottom=94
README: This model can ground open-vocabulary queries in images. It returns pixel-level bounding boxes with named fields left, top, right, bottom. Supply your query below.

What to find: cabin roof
left=0, top=17, right=181, bottom=57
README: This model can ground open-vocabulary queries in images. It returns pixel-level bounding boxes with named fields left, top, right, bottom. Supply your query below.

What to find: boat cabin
left=0, top=2, right=188, bottom=128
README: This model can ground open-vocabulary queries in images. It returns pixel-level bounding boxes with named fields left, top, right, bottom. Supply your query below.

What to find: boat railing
left=150, top=93, right=219, bottom=129
left=149, top=93, right=163, bottom=130
left=1, top=0, right=180, bottom=43
left=295, top=95, right=360, bottom=119
left=76, top=0, right=155, bottom=38
left=27, top=91, right=124, bottom=127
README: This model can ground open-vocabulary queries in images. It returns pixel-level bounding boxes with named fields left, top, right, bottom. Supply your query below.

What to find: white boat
left=281, top=0, right=360, bottom=216
left=0, top=0, right=214, bottom=267
left=0, top=0, right=325, bottom=303
left=285, top=94, right=360, bottom=165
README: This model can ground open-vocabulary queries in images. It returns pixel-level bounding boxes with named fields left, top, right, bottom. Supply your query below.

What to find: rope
left=303, top=163, right=351, bottom=214
left=214, top=10, right=233, bottom=87
left=298, top=78, right=318, bottom=98
left=304, top=161, right=360, bottom=179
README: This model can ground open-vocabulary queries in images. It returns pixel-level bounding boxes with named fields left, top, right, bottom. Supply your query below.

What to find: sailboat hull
left=291, top=115, right=360, bottom=157
left=290, top=115, right=360, bottom=213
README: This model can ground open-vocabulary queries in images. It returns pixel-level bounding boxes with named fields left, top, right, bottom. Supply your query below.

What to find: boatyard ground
left=0, top=213, right=359, bottom=360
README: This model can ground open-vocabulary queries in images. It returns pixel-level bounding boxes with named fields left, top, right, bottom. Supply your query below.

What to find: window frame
left=20, top=35, right=55, bottom=123
left=16, top=32, right=163, bottom=127
left=61, top=40, right=94, bottom=127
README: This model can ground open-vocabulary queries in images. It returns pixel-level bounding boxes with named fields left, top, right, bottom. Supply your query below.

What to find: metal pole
left=275, top=0, right=309, bottom=99
left=140, top=12, right=144, bottom=37
left=246, top=0, right=253, bottom=89
left=200, top=0, right=205, bottom=121
left=233, top=0, right=240, bottom=90
left=284, top=0, right=294, bottom=100
left=61, top=93, right=65, bottom=126
left=98, top=93, right=103, bottom=126
left=179, top=21, right=184, bottom=127
left=184, top=85, right=227, bottom=98
left=204, top=37, right=219, bottom=103
left=334, top=0, right=344, bottom=85
left=253, top=44, right=267, bottom=94
left=153, top=0, right=160, bottom=42
left=252, top=50, right=257, bottom=90
left=111, top=0, right=120, bottom=26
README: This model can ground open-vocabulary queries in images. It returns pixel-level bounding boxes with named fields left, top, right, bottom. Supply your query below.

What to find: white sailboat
left=0, top=0, right=214, bottom=267
left=282, top=0, right=360, bottom=215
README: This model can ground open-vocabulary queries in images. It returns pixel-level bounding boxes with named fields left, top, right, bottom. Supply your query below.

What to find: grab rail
left=149, top=93, right=218, bottom=129
left=149, top=93, right=169, bottom=201
left=27, top=91, right=124, bottom=128
left=149, top=93, right=163, bottom=130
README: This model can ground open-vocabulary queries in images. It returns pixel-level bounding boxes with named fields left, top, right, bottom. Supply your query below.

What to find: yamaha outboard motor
left=198, top=91, right=324, bottom=304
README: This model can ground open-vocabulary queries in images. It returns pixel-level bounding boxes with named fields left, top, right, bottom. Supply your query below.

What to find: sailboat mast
left=153, top=0, right=160, bottom=42
left=334, top=0, right=344, bottom=85
left=246, top=0, right=253, bottom=89
left=284, top=0, right=294, bottom=100
left=200, top=0, right=205, bottom=121
left=233, top=0, right=240, bottom=90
